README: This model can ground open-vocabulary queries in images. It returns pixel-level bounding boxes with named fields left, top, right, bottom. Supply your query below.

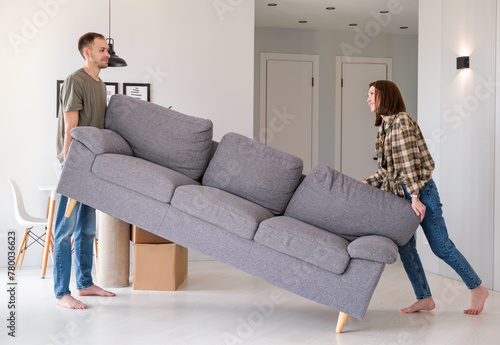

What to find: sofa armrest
left=347, top=235, right=398, bottom=264
left=70, top=127, right=134, bottom=156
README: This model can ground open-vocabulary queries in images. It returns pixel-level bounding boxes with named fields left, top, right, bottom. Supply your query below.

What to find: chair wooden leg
left=336, top=312, right=349, bottom=333
left=41, top=195, right=56, bottom=278
left=18, top=229, right=31, bottom=270
left=41, top=227, right=48, bottom=267
left=13, top=229, right=29, bottom=273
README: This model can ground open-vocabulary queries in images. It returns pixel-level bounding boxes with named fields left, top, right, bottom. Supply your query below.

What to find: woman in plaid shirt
left=364, top=80, right=488, bottom=315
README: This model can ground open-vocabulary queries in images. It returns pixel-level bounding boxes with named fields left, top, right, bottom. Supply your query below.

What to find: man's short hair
left=78, top=32, right=106, bottom=59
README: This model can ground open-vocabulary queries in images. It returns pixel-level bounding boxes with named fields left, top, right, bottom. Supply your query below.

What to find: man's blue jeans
left=398, top=179, right=482, bottom=300
left=53, top=194, right=96, bottom=299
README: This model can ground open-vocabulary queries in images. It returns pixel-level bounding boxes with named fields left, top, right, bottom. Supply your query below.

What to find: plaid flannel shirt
left=365, top=112, right=435, bottom=197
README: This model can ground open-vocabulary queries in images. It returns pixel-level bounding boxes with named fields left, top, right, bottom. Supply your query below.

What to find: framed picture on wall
left=56, top=80, right=64, bottom=118
left=123, top=83, right=151, bottom=102
left=105, top=82, right=119, bottom=105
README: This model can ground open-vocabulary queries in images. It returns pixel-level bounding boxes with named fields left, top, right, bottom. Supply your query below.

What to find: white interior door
left=261, top=54, right=319, bottom=174
left=341, top=62, right=388, bottom=181
left=266, top=60, right=312, bottom=172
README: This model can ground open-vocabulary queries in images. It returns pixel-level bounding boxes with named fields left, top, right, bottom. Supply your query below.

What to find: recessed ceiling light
left=349, top=23, right=358, bottom=26
left=326, top=7, right=335, bottom=10
left=400, top=26, right=408, bottom=29
left=299, top=20, right=308, bottom=24
left=268, top=3, right=277, bottom=6
left=380, top=10, right=389, bottom=14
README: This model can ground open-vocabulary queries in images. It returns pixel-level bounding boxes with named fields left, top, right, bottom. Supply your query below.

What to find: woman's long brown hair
left=370, top=80, right=406, bottom=126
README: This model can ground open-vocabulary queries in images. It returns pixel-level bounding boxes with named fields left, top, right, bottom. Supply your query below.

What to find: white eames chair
left=8, top=179, right=53, bottom=274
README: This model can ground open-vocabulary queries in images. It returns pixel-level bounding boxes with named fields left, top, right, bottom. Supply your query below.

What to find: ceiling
left=255, top=0, right=419, bottom=35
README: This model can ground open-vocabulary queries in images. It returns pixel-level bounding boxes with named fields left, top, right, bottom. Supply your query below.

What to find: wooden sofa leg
left=336, top=312, right=349, bottom=333
left=65, top=198, right=78, bottom=217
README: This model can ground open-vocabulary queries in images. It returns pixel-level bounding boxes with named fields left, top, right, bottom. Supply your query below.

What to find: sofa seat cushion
left=92, top=154, right=199, bottom=203
left=105, top=95, right=213, bottom=181
left=284, top=163, right=420, bottom=246
left=171, top=185, right=275, bottom=240
left=202, top=132, right=303, bottom=215
left=254, top=216, right=351, bottom=274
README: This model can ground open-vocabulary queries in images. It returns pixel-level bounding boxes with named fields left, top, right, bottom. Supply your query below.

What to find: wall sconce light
left=457, top=56, right=469, bottom=70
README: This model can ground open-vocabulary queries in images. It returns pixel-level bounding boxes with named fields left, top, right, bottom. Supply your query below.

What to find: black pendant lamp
left=107, top=0, right=127, bottom=67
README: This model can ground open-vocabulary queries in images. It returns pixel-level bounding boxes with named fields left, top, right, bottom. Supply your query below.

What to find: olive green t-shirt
left=56, top=68, right=107, bottom=163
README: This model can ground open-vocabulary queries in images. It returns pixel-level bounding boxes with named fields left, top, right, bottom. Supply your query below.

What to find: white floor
left=1, top=260, right=499, bottom=345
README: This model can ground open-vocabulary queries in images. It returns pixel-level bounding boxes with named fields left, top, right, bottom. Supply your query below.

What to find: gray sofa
left=57, top=94, right=419, bottom=333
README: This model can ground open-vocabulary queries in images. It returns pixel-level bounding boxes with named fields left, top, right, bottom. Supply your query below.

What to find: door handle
left=373, top=157, right=378, bottom=160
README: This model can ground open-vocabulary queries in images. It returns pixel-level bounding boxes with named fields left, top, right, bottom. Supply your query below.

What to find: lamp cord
left=108, top=0, right=111, bottom=38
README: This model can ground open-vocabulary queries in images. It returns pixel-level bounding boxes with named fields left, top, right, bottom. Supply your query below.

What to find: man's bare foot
left=400, top=297, right=435, bottom=313
left=464, top=285, right=489, bottom=315
left=56, top=295, right=87, bottom=309
left=77, top=284, right=116, bottom=297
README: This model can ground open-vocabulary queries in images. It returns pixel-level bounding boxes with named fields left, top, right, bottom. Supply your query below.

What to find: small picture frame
left=123, top=83, right=151, bottom=102
left=56, top=80, right=64, bottom=118
left=105, top=82, right=119, bottom=105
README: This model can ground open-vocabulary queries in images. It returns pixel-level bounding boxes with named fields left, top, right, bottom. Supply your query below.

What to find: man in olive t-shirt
left=56, top=68, right=107, bottom=163
left=54, top=32, right=115, bottom=310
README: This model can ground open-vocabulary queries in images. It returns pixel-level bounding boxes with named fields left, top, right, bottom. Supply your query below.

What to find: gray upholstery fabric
left=57, top=141, right=169, bottom=232
left=284, top=163, right=420, bottom=246
left=348, top=235, right=398, bottom=264
left=71, top=127, right=133, bottom=156
left=208, top=140, right=219, bottom=161
left=158, top=206, right=386, bottom=320
left=92, top=154, right=199, bottom=203
left=171, top=185, right=274, bottom=239
left=254, top=216, right=351, bottom=274
left=202, top=132, right=303, bottom=215
left=105, top=95, right=213, bottom=180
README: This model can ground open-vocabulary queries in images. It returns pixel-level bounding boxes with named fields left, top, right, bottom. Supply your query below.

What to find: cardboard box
left=133, top=243, right=188, bottom=291
left=131, top=225, right=170, bottom=244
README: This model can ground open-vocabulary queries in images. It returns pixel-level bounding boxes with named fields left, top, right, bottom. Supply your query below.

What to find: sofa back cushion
left=284, top=163, right=420, bottom=246
left=202, top=132, right=303, bottom=215
left=105, top=95, right=213, bottom=180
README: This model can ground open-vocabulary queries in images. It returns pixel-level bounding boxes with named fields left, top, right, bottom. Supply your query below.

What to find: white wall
left=254, top=27, right=418, bottom=168
left=495, top=0, right=500, bottom=293
left=419, top=0, right=497, bottom=290
left=0, top=0, right=255, bottom=267
left=417, top=0, right=443, bottom=276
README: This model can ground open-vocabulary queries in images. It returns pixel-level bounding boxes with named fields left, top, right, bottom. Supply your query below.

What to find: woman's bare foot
left=77, top=284, right=116, bottom=297
left=56, top=295, right=87, bottom=309
left=464, top=285, right=489, bottom=315
left=400, top=297, right=435, bottom=313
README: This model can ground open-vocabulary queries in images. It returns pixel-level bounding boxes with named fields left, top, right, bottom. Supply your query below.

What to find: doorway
left=334, top=56, right=392, bottom=181
left=259, top=53, right=319, bottom=174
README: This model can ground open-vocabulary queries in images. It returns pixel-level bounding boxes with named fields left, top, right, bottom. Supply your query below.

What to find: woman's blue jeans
left=398, top=179, right=482, bottom=300
left=53, top=194, right=96, bottom=299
